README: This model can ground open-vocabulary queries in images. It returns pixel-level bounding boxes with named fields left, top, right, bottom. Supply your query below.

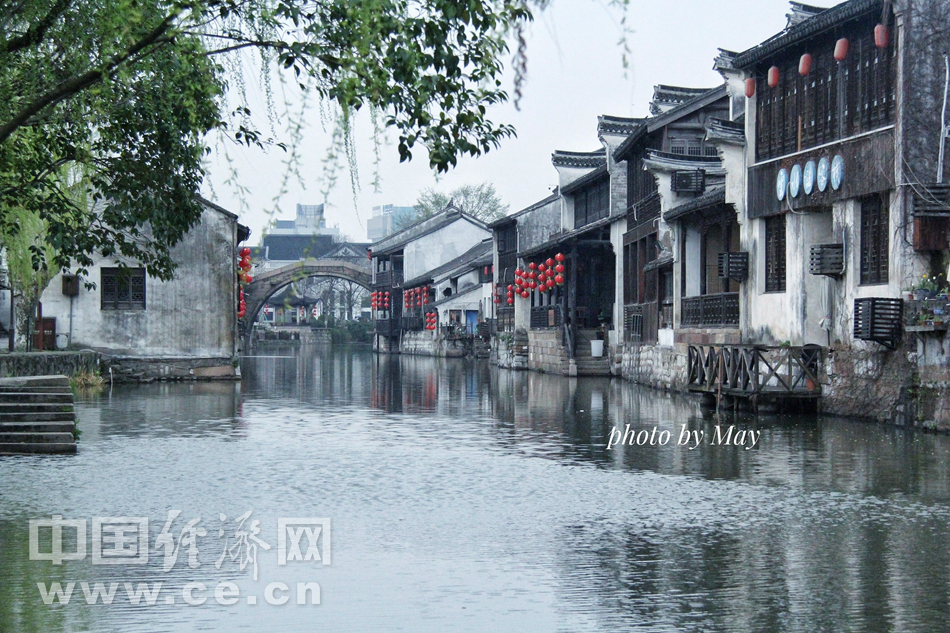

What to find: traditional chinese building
left=37, top=197, right=250, bottom=380
left=368, top=204, right=490, bottom=354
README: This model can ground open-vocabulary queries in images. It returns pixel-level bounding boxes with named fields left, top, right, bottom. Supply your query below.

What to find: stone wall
left=493, top=329, right=528, bottom=370
left=374, top=334, right=400, bottom=354
left=0, top=351, right=99, bottom=378
left=401, top=330, right=437, bottom=356
left=399, top=330, right=471, bottom=357
left=101, top=356, right=238, bottom=382
left=527, top=329, right=567, bottom=374
left=618, top=343, right=688, bottom=391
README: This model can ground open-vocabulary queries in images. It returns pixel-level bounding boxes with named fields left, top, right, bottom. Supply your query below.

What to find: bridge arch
left=242, top=258, right=373, bottom=333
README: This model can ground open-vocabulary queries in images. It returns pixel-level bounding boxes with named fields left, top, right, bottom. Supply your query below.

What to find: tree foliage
left=408, top=181, right=509, bottom=229
left=0, top=0, right=540, bottom=278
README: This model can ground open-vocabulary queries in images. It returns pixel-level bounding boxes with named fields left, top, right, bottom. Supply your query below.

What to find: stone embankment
left=0, top=375, right=77, bottom=455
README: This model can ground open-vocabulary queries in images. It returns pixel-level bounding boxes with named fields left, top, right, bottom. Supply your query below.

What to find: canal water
left=2, top=345, right=950, bottom=632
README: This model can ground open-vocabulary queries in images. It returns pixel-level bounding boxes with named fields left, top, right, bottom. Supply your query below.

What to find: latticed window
left=860, top=195, right=888, bottom=285
left=573, top=178, right=609, bottom=229
left=764, top=215, right=786, bottom=293
left=101, top=267, right=146, bottom=310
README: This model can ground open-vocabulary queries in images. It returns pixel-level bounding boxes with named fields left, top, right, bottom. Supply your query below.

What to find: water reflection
left=0, top=345, right=948, bottom=632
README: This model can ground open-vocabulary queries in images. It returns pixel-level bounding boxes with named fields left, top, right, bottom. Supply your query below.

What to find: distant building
left=256, top=203, right=343, bottom=266
left=368, top=204, right=416, bottom=242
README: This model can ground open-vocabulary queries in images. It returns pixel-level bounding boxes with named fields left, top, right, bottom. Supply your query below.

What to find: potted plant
left=913, top=273, right=943, bottom=300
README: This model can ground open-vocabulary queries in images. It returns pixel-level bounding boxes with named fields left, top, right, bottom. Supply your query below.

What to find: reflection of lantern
left=874, top=24, right=889, bottom=48
left=744, top=77, right=756, bottom=98
left=799, top=53, right=812, bottom=76
left=768, top=65, right=779, bottom=88
left=834, top=38, right=849, bottom=61
left=555, top=253, right=565, bottom=262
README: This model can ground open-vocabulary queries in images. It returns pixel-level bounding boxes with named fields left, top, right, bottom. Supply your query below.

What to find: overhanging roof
left=664, top=187, right=728, bottom=222
left=370, top=208, right=488, bottom=257
left=733, top=0, right=880, bottom=69
left=614, top=85, right=728, bottom=161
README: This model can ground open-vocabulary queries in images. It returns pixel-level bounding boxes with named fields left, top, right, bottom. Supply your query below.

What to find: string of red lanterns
left=752, top=24, right=889, bottom=97
left=513, top=253, right=566, bottom=298
left=237, top=246, right=251, bottom=318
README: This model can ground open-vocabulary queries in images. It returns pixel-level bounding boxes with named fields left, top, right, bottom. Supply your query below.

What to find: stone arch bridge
left=242, top=258, right=372, bottom=330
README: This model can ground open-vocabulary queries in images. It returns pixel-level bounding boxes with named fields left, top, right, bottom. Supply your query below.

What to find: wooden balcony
left=687, top=344, right=823, bottom=399
left=681, top=293, right=739, bottom=328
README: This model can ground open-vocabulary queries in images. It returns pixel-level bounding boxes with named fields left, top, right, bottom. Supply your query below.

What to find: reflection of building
left=368, top=204, right=416, bottom=242
left=37, top=197, right=250, bottom=380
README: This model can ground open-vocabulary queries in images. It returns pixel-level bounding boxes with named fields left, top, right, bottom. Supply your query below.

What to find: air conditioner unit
left=809, top=244, right=845, bottom=276
left=672, top=170, right=705, bottom=193
left=717, top=252, right=749, bottom=282
left=854, top=298, right=903, bottom=349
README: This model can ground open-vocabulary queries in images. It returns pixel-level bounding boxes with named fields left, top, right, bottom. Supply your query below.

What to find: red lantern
left=240, top=247, right=251, bottom=257
left=555, top=274, right=564, bottom=285
left=545, top=279, right=555, bottom=289
left=238, top=310, right=245, bottom=318
left=799, top=53, right=812, bottom=76
left=744, top=77, right=756, bottom=98
left=521, top=290, right=530, bottom=298
left=768, top=66, right=779, bottom=88
left=874, top=24, right=889, bottom=48
left=528, top=271, right=536, bottom=280
left=515, top=269, right=522, bottom=277
left=529, top=281, right=537, bottom=290
left=555, top=253, right=565, bottom=262
left=546, top=258, right=555, bottom=268
left=244, top=275, right=253, bottom=283
left=555, top=264, right=565, bottom=273
left=528, top=262, right=536, bottom=270
left=507, top=285, right=513, bottom=291
left=538, top=263, right=546, bottom=273
left=834, top=38, right=849, bottom=61
left=507, top=298, right=514, bottom=305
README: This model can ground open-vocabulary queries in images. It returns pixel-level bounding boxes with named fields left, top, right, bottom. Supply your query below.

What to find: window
left=573, top=178, right=609, bottom=229
left=764, top=215, right=786, bottom=293
left=101, top=267, right=146, bottom=310
left=860, top=195, right=888, bottom=285
left=755, top=16, right=895, bottom=161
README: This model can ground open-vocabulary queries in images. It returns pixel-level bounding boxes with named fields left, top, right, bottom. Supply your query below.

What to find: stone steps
left=0, top=392, right=73, bottom=404
left=0, top=410, right=75, bottom=422
left=0, top=421, right=77, bottom=433
left=0, top=376, right=77, bottom=455
left=0, top=442, right=77, bottom=455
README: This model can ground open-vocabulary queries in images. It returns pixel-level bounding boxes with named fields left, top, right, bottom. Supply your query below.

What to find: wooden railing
left=681, top=292, right=739, bottom=328
left=687, top=344, right=823, bottom=396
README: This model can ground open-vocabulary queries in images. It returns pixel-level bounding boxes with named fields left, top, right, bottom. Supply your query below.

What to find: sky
left=202, top=0, right=835, bottom=245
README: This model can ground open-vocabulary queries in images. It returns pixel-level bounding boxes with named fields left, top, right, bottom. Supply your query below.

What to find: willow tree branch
left=0, top=10, right=179, bottom=145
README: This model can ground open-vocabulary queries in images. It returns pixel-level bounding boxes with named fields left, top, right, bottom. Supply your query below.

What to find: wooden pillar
left=568, top=243, right=578, bottom=358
